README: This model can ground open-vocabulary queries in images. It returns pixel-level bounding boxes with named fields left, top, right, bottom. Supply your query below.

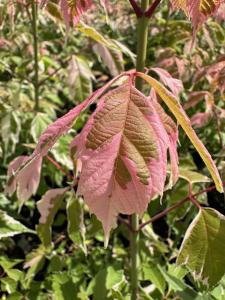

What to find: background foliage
left=0, top=0, right=225, bottom=299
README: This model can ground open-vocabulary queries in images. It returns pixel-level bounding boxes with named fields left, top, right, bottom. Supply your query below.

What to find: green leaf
left=77, top=23, right=117, bottom=50
left=67, top=193, right=86, bottom=254
left=37, top=188, right=68, bottom=248
left=31, top=113, right=52, bottom=143
left=177, top=208, right=225, bottom=288
left=178, top=168, right=211, bottom=185
left=1, top=111, right=21, bottom=155
left=142, top=263, right=166, bottom=294
left=67, top=55, right=93, bottom=103
left=52, top=272, right=77, bottom=300
left=24, top=246, right=46, bottom=288
left=137, top=72, right=223, bottom=193
left=0, top=210, right=35, bottom=239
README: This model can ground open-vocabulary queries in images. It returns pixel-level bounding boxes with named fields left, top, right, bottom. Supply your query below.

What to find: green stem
left=135, top=0, right=150, bottom=90
left=130, top=1, right=149, bottom=299
left=130, top=214, right=139, bottom=300
left=31, top=0, right=39, bottom=111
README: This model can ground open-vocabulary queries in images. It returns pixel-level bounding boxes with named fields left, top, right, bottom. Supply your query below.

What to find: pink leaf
left=170, top=0, right=224, bottom=30
left=71, top=83, right=178, bottom=244
left=5, top=156, right=42, bottom=204
left=6, top=73, right=127, bottom=204
left=150, top=89, right=179, bottom=186
left=151, top=67, right=183, bottom=97
left=60, top=0, right=93, bottom=27
left=191, top=112, right=212, bottom=128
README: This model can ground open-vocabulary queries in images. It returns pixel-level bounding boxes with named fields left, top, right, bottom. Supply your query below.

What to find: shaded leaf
left=0, top=210, right=35, bottom=239
left=37, top=188, right=69, bottom=247
left=67, top=55, right=93, bottom=102
left=93, top=43, right=124, bottom=77
left=66, top=193, right=86, bottom=254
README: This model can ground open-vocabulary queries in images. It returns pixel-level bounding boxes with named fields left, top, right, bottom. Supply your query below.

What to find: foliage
left=0, top=0, right=225, bottom=299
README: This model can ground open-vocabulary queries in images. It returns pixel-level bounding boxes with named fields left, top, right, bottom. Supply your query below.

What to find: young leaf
left=33, top=72, right=125, bottom=158
left=151, top=67, right=183, bottom=97
left=60, top=0, right=92, bottom=28
left=37, top=187, right=69, bottom=247
left=171, top=0, right=224, bottom=30
left=5, top=155, right=43, bottom=204
left=66, top=193, right=87, bottom=254
left=71, top=82, right=178, bottom=244
left=177, top=208, right=225, bottom=288
left=0, top=210, right=35, bottom=238
left=137, top=72, right=223, bottom=193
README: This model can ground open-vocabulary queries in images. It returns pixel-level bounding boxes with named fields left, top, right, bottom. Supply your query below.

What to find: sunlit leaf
left=137, top=72, right=223, bottom=193
left=177, top=208, right=225, bottom=288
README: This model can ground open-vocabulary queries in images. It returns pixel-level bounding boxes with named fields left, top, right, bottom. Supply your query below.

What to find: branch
left=139, top=181, right=225, bottom=230
left=145, top=0, right=161, bottom=18
left=46, top=155, right=73, bottom=180
left=128, top=0, right=143, bottom=18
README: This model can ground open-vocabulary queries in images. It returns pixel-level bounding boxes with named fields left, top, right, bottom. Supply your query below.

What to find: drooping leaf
left=71, top=82, right=178, bottom=244
left=66, top=193, right=86, bottom=254
left=37, top=187, right=69, bottom=247
left=77, top=23, right=117, bottom=49
left=67, top=55, right=93, bottom=102
left=0, top=210, right=35, bottom=239
left=5, top=155, right=43, bottom=204
left=33, top=72, right=125, bottom=159
left=137, top=72, right=223, bottom=193
left=150, top=89, right=179, bottom=186
left=177, top=208, right=225, bottom=288
left=93, top=43, right=124, bottom=77
left=151, top=67, right=183, bottom=97
left=6, top=73, right=126, bottom=205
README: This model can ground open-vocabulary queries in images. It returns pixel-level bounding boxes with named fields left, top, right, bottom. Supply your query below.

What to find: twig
left=145, top=0, right=161, bottom=18
left=128, top=0, right=143, bottom=17
left=46, top=155, right=73, bottom=180
left=139, top=180, right=225, bottom=230
left=139, top=197, right=189, bottom=230
left=118, top=216, right=136, bottom=232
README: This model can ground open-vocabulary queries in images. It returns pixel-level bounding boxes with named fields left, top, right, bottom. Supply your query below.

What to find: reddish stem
left=138, top=180, right=225, bottom=230
left=46, top=155, right=73, bottom=180
left=128, top=0, right=143, bottom=17
left=145, top=0, right=161, bottom=18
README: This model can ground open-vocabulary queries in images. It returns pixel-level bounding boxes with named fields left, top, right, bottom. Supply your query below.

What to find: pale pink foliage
left=5, top=155, right=42, bottom=203
left=191, top=112, right=212, bottom=128
left=37, top=188, right=69, bottom=223
left=70, top=83, right=179, bottom=243
left=151, top=67, right=183, bottom=97
left=5, top=74, right=126, bottom=203
left=171, top=0, right=224, bottom=30
left=40, top=0, right=92, bottom=27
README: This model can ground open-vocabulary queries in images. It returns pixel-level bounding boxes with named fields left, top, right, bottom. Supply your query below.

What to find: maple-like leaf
left=71, top=82, right=178, bottom=244
left=171, top=0, right=224, bottom=30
